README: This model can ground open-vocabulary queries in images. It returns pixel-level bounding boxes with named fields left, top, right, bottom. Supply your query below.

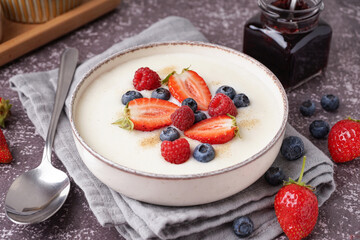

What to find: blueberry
left=309, top=120, right=330, bottom=139
left=151, top=88, right=171, bottom=100
left=160, top=127, right=180, bottom=141
left=232, top=216, right=254, bottom=238
left=216, top=85, right=236, bottom=99
left=320, top=94, right=339, bottom=112
left=194, top=111, right=207, bottom=123
left=264, top=167, right=286, bottom=186
left=193, top=143, right=215, bottom=163
left=121, top=90, right=143, bottom=105
left=300, top=100, right=316, bottom=117
left=233, top=93, right=250, bottom=108
left=182, top=98, right=198, bottom=112
left=280, top=136, right=305, bottom=161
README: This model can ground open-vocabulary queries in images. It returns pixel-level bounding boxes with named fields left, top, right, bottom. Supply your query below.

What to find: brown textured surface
left=0, top=0, right=359, bottom=239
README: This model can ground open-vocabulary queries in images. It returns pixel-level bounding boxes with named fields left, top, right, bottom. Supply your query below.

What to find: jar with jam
left=243, top=0, right=332, bottom=90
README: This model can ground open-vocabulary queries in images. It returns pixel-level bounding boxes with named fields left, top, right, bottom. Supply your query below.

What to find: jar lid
left=258, top=0, right=324, bottom=21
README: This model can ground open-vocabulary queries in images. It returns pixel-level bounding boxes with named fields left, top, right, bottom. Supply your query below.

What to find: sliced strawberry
left=113, top=98, right=180, bottom=131
left=184, top=115, right=238, bottom=144
left=168, top=69, right=211, bottom=110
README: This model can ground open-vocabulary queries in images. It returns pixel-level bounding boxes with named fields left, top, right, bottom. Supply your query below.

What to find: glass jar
left=243, top=0, right=332, bottom=90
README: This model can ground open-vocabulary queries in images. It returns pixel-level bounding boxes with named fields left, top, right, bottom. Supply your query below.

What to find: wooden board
left=0, top=0, right=121, bottom=66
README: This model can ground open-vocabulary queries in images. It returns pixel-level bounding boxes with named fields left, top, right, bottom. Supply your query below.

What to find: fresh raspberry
left=170, top=105, right=195, bottom=131
left=161, top=138, right=191, bottom=164
left=133, top=67, right=161, bottom=91
left=208, top=93, right=238, bottom=117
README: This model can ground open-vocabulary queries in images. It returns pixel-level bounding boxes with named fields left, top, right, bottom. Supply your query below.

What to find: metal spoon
left=289, top=0, right=297, bottom=11
left=4, top=48, right=78, bottom=224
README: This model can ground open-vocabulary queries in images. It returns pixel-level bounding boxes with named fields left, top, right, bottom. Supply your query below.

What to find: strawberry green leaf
left=112, top=104, right=134, bottom=131
left=0, top=98, right=12, bottom=128
left=161, top=71, right=176, bottom=85
left=284, top=156, right=315, bottom=191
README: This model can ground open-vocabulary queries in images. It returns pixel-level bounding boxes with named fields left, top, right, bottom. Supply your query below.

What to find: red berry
left=133, top=67, right=161, bottom=91
left=184, top=115, right=238, bottom=144
left=208, top=93, right=238, bottom=117
left=161, top=138, right=191, bottom=164
left=274, top=157, right=318, bottom=240
left=0, top=129, right=12, bottom=164
left=168, top=69, right=212, bottom=110
left=328, top=118, right=360, bottom=163
left=113, top=98, right=179, bottom=131
left=171, top=105, right=195, bottom=131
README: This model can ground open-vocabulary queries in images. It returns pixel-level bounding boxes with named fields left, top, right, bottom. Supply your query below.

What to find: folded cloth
left=9, top=16, right=335, bottom=240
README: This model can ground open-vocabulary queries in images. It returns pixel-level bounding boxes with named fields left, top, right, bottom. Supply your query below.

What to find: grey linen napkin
left=9, top=16, right=335, bottom=240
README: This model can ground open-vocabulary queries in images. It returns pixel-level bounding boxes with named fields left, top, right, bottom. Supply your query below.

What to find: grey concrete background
left=0, top=0, right=359, bottom=239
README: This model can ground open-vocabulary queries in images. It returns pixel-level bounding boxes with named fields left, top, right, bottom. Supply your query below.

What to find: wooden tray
left=0, top=0, right=121, bottom=66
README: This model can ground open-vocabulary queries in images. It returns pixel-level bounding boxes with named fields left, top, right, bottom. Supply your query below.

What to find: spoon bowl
left=5, top=48, right=78, bottom=224
left=5, top=165, right=70, bottom=224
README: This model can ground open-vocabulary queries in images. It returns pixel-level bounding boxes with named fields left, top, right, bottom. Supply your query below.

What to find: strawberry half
left=113, top=98, right=179, bottom=131
left=328, top=118, right=360, bottom=163
left=167, top=69, right=211, bottom=111
left=0, top=129, right=13, bottom=164
left=184, top=115, right=238, bottom=144
left=274, top=156, right=318, bottom=240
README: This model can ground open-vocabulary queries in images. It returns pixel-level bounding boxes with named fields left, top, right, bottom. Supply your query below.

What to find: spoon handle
left=42, top=48, right=79, bottom=165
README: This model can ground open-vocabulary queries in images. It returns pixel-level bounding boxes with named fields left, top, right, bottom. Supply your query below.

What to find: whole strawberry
left=0, top=97, right=12, bottom=128
left=0, top=129, right=13, bottom=163
left=328, top=118, right=360, bottom=163
left=274, top=156, right=318, bottom=240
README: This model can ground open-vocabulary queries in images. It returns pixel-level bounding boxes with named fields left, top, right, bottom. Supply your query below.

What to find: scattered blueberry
left=121, top=90, right=143, bottom=105
left=160, top=127, right=180, bottom=141
left=216, top=85, right=236, bottom=99
left=320, top=94, right=339, bottom=112
left=233, top=93, right=250, bottom=108
left=264, top=167, right=286, bottom=186
left=151, top=87, right=171, bottom=100
left=182, top=98, right=198, bottom=112
left=232, top=216, right=254, bottom=238
left=194, top=111, right=207, bottom=123
left=193, top=143, right=215, bottom=163
left=309, top=120, right=330, bottom=139
left=300, top=100, right=316, bottom=117
left=280, top=136, right=305, bottom=161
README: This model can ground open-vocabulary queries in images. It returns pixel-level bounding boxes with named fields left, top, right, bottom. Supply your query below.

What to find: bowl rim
left=69, top=41, right=288, bottom=180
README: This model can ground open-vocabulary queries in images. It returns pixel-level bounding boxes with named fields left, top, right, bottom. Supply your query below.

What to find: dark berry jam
left=243, top=0, right=332, bottom=89
left=271, top=0, right=309, bottom=10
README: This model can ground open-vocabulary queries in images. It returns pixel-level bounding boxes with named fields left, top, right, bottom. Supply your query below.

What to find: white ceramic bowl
left=69, top=42, right=288, bottom=206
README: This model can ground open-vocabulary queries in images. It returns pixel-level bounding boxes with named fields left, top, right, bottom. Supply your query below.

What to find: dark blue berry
left=194, top=111, right=207, bottom=123
left=151, top=88, right=170, bottom=100
left=182, top=98, right=198, bottom=112
left=216, top=85, right=236, bottom=99
left=160, top=127, right=180, bottom=141
left=121, top=90, right=143, bottom=105
left=233, top=93, right=250, bottom=108
left=193, top=143, right=215, bottom=163
left=280, top=136, right=305, bottom=161
left=264, top=167, right=286, bottom=186
left=233, top=216, right=254, bottom=238
left=321, top=94, right=339, bottom=112
left=300, top=100, right=316, bottom=117
left=309, top=120, right=330, bottom=139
